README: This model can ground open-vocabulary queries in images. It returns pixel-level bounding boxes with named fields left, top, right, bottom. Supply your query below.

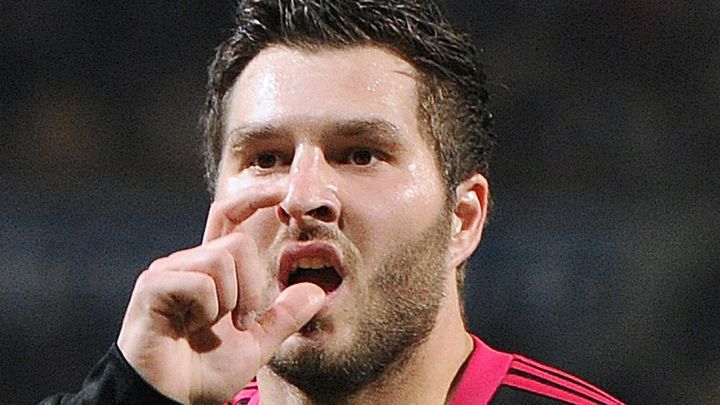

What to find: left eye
left=251, top=152, right=282, bottom=169
left=348, top=149, right=374, bottom=166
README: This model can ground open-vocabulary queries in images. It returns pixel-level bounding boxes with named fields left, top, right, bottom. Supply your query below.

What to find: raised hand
left=117, top=183, right=325, bottom=405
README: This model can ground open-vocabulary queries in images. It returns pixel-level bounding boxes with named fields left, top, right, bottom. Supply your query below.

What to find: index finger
left=203, top=181, right=287, bottom=244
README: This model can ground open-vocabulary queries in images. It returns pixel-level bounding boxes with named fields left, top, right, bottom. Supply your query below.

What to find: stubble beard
left=267, top=211, right=453, bottom=403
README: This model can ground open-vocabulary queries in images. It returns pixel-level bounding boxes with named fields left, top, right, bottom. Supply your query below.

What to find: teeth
left=296, top=256, right=331, bottom=269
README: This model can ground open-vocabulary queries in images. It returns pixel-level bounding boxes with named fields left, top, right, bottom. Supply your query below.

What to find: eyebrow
left=226, top=118, right=404, bottom=150
left=226, top=124, right=288, bottom=150
left=329, top=119, right=403, bottom=145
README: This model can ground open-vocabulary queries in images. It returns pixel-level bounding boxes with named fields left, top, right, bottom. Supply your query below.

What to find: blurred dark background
left=2, top=1, right=718, bottom=403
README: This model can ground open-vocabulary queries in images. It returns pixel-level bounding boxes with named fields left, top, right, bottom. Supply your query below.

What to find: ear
left=448, top=173, right=490, bottom=269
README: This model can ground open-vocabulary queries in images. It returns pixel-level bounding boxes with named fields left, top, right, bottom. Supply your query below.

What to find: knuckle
left=195, top=273, right=217, bottom=297
left=224, top=232, right=258, bottom=257
left=146, top=255, right=169, bottom=273
left=136, top=268, right=152, bottom=283
left=131, top=270, right=165, bottom=306
left=192, top=249, right=220, bottom=270
left=201, top=247, right=236, bottom=273
left=135, top=268, right=161, bottom=291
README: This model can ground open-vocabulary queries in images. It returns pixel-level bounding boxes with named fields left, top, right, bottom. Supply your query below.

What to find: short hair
left=201, top=0, right=496, bottom=198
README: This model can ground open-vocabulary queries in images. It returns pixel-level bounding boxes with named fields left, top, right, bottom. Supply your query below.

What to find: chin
left=274, top=319, right=357, bottom=375
left=282, top=316, right=338, bottom=349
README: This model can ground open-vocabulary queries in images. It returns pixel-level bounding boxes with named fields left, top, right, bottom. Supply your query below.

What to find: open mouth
left=279, top=245, right=345, bottom=294
left=288, top=266, right=343, bottom=293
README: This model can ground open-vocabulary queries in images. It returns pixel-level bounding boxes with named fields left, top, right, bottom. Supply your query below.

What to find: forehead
left=223, top=45, right=423, bottom=142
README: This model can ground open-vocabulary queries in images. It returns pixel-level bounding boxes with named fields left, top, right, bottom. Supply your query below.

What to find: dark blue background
left=3, top=1, right=719, bottom=403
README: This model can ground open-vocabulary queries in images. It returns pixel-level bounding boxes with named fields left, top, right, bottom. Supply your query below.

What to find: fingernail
left=308, top=289, right=326, bottom=307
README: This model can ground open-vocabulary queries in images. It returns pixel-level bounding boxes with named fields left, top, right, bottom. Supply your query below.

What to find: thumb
left=249, top=283, right=326, bottom=363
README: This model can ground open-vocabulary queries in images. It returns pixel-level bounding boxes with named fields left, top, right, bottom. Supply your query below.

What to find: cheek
left=216, top=175, right=247, bottom=200
left=341, top=166, right=444, bottom=258
left=384, top=161, right=444, bottom=221
left=238, top=209, right=279, bottom=252
left=216, top=171, right=279, bottom=199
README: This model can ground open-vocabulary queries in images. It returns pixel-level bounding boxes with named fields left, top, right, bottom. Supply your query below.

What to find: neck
left=257, top=279, right=473, bottom=405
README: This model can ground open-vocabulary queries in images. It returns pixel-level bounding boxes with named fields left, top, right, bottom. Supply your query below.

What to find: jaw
left=258, top=289, right=471, bottom=405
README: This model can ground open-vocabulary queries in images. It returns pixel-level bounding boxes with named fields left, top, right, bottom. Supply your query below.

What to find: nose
left=277, top=146, right=340, bottom=225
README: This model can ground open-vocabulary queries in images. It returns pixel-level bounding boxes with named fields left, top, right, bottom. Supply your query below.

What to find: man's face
left=216, top=45, right=452, bottom=394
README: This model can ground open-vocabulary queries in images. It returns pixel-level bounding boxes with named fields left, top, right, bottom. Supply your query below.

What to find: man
left=43, top=1, right=624, bottom=404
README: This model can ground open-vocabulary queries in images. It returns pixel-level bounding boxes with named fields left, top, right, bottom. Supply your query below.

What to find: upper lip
left=277, top=242, right=345, bottom=289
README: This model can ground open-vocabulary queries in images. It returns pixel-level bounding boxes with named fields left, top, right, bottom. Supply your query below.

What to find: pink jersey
left=227, top=335, right=624, bottom=404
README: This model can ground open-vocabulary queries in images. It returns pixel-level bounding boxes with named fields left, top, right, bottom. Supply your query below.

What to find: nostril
left=309, top=206, right=334, bottom=222
left=276, top=205, right=291, bottom=224
left=278, top=204, right=336, bottom=224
